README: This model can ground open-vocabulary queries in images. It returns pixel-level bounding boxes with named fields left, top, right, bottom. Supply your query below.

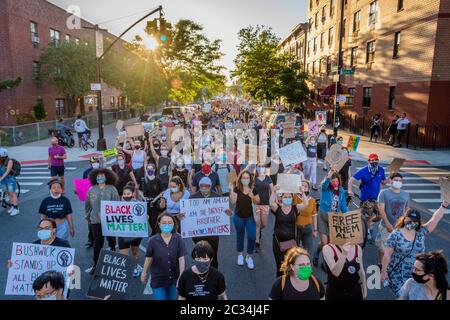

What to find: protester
left=85, top=168, right=120, bottom=274
left=48, top=137, right=67, bottom=192
left=33, top=271, right=66, bottom=300
left=120, top=138, right=147, bottom=182
left=139, top=162, right=163, bottom=236
left=0, top=148, right=19, bottom=216
left=322, top=242, right=367, bottom=300
left=33, top=218, right=71, bottom=248
left=56, top=118, right=71, bottom=146
left=178, top=241, right=228, bottom=300
left=83, top=156, right=100, bottom=179
left=192, top=161, right=222, bottom=195
left=141, top=212, right=187, bottom=300
left=149, top=137, right=171, bottom=190
left=213, top=153, right=236, bottom=196
left=394, top=113, right=410, bottom=148
left=74, top=115, right=90, bottom=148
left=295, top=180, right=318, bottom=255
left=169, top=157, right=190, bottom=187
left=269, top=247, right=324, bottom=300
left=253, top=162, right=274, bottom=252
left=399, top=251, right=449, bottom=300
left=335, top=136, right=352, bottom=192
left=229, top=170, right=260, bottom=269
left=39, top=179, right=74, bottom=242
left=370, top=114, right=382, bottom=143
left=317, top=127, right=328, bottom=171
left=111, top=153, right=136, bottom=196
left=386, top=115, right=399, bottom=146
left=303, top=135, right=318, bottom=190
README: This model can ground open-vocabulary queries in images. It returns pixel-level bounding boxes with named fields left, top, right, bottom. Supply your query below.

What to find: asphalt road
left=0, top=160, right=449, bottom=300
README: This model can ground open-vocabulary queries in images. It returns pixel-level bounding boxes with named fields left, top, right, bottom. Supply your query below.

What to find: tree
left=277, top=55, right=309, bottom=110
left=40, top=42, right=95, bottom=116
left=0, top=77, right=21, bottom=92
left=32, top=98, right=47, bottom=121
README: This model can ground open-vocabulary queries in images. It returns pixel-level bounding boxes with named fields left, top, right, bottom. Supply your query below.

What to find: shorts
left=118, top=237, right=142, bottom=250
left=375, top=224, right=391, bottom=252
left=318, top=211, right=330, bottom=236
left=77, top=130, right=89, bottom=138
left=50, top=166, right=65, bottom=177
left=0, top=176, right=19, bottom=193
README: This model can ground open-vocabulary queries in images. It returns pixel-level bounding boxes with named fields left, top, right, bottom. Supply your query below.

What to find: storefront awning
left=320, top=83, right=345, bottom=96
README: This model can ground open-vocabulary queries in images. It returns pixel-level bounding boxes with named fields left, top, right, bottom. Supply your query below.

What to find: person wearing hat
left=48, top=137, right=67, bottom=192
left=38, top=179, right=74, bottom=242
left=83, top=156, right=100, bottom=179
left=0, top=148, right=20, bottom=216
left=381, top=202, right=448, bottom=297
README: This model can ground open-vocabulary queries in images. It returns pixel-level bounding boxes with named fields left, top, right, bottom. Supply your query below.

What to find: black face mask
left=412, top=272, right=429, bottom=284
left=123, top=197, right=133, bottom=202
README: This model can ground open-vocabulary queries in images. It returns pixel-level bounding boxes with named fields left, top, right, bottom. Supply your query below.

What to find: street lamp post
left=83, top=5, right=164, bottom=151
left=333, top=0, right=346, bottom=137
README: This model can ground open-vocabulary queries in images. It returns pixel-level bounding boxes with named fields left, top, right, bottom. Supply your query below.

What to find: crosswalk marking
left=21, top=189, right=30, bottom=194
left=20, top=172, right=50, bottom=175
left=399, top=177, right=440, bottom=180
left=386, top=183, right=438, bottom=187
left=403, top=190, right=441, bottom=194
left=17, top=176, right=51, bottom=180
left=21, top=167, right=77, bottom=171
left=412, top=199, right=442, bottom=203
left=429, top=209, right=450, bottom=214
left=19, top=182, right=44, bottom=186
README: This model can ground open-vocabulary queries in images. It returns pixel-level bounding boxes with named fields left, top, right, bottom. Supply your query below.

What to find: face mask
left=392, top=181, right=402, bottom=189
left=338, top=140, right=344, bottom=145
left=220, top=155, right=227, bottom=162
left=297, top=265, right=312, bottom=281
left=200, top=187, right=210, bottom=195
left=282, top=198, right=293, bottom=206
left=123, top=197, right=133, bottom=202
left=161, top=137, right=167, bottom=142
left=257, top=167, right=266, bottom=175
left=117, top=160, right=125, bottom=167
left=92, top=163, right=100, bottom=169
left=176, top=162, right=184, bottom=168
left=412, top=272, right=429, bottom=284
left=170, top=187, right=179, bottom=193
left=37, top=229, right=53, bottom=241
left=160, top=224, right=174, bottom=234
left=241, top=179, right=250, bottom=186
left=370, top=162, right=379, bottom=170
left=96, top=177, right=106, bottom=184
left=135, top=145, right=141, bottom=150
left=330, top=181, right=340, bottom=189
left=39, top=293, right=57, bottom=301
left=161, top=150, right=168, bottom=157
left=405, top=221, right=419, bottom=231
left=147, top=169, right=155, bottom=176
left=202, top=165, right=211, bottom=175
left=194, top=260, right=211, bottom=274
left=50, top=192, right=61, bottom=199
left=304, top=191, right=310, bottom=196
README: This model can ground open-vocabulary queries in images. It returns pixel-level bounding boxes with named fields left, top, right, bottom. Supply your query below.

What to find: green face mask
left=297, top=265, right=312, bottom=281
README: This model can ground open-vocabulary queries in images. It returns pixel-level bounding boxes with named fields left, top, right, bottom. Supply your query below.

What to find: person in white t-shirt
left=394, top=113, right=410, bottom=148
left=74, top=115, right=90, bottom=148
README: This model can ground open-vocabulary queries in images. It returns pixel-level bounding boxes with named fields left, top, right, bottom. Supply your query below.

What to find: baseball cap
left=0, top=148, right=8, bottom=157
left=368, top=154, right=379, bottom=161
left=199, top=177, right=212, bottom=186
left=406, top=210, right=421, bottom=222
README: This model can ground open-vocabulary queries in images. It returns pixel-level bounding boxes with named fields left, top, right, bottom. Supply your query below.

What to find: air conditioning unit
left=32, top=35, right=40, bottom=44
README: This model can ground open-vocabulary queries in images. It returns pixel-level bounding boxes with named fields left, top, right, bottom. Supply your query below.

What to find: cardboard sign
left=283, top=123, right=296, bottom=139
left=279, top=141, right=307, bottom=167
left=276, top=174, right=302, bottom=194
left=308, top=121, right=319, bottom=135
left=328, top=210, right=364, bottom=245
left=102, top=148, right=118, bottom=158
left=325, top=144, right=350, bottom=172
left=100, top=201, right=149, bottom=238
left=5, top=243, right=75, bottom=297
left=125, top=124, right=145, bottom=138
left=387, top=158, right=405, bottom=175
left=86, top=250, right=135, bottom=300
left=347, top=135, right=361, bottom=152
left=116, top=120, right=124, bottom=131
left=439, top=177, right=450, bottom=203
left=74, top=178, right=91, bottom=202
left=228, top=171, right=238, bottom=186
left=180, top=197, right=231, bottom=238
left=316, top=111, right=327, bottom=125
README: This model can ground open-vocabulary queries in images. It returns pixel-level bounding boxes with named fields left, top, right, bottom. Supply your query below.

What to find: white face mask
left=39, top=293, right=57, bottom=300
left=50, top=192, right=61, bottom=199
left=92, top=163, right=100, bottom=169
left=117, top=160, right=125, bottom=168
left=392, top=181, right=402, bottom=189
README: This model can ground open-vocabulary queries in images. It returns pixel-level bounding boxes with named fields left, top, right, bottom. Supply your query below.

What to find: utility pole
left=333, top=0, right=345, bottom=137
left=83, top=5, right=163, bottom=150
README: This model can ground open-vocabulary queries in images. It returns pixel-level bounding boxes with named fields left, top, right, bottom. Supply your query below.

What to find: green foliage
left=277, top=55, right=309, bottom=108
left=32, top=98, right=47, bottom=121
left=0, top=77, right=22, bottom=92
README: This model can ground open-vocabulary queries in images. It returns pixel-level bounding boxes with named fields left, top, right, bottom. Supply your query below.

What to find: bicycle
left=0, top=181, right=21, bottom=208
left=81, top=130, right=95, bottom=151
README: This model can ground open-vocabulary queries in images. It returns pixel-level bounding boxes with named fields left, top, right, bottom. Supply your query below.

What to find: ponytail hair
left=416, top=251, right=449, bottom=292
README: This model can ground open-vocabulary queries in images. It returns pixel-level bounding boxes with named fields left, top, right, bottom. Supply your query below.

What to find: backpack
left=7, top=157, right=21, bottom=176
left=281, top=274, right=320, bottom=294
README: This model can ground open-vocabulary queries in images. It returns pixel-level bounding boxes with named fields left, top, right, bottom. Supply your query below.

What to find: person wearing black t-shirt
left=139, top=162, right=163, bottom=236
left=111, top=154, right=136, bottom=196
left=33, top=218, right=71, bottom=248
left=178, top=241, right=227, bottom=300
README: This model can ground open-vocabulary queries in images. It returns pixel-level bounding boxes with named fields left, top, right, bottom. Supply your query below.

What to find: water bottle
left=383, top=279, right=390, bottom=287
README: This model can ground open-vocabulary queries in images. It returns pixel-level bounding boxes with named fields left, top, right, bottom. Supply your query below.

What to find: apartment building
left=277, top=23, right=307, bottom=69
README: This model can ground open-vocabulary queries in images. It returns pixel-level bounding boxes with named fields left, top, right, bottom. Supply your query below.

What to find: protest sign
left=276, top=174, right=302, bottom=194
left=180, top=197, right=231, bottom=239
left=228, top=171, right=238, bottom=185
left=125, top=124, right=145, bottom=138
left=279, top=141, right=307, bottom=167
left=325, top=144, right=350, bottom=172
left=439, top=177, right=450, bottom=203
left=387, top=158, right=405, bottom=175
left=100, top=201, right=149, bottom=238
left=347, top=135, right=361, bottom=152
left=315, top=111, right=327, bottom=125
left=86, top=250, right=135, bottom=300
left=308, top=121, right=319, bottom=135
left=102, top=148, right=118, bottom=158
left=116, top=120, right=124, bottom=131
left=328, top=210, right=363, bottom=245
left=283, top=123, right=296, bottom=139
left=74, top=178, right=91, bottom=202
left=5, top=243, right=75, bottom=297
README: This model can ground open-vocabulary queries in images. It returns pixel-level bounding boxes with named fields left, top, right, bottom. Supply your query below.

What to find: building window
left=353, top=11, right=361, bottom=32
left=330, top=0, right=336, bottom=18
left=307, top=41, right=311, bottom=56
left=363, top=87, right=372, bottom=107
left=393, top=31, right=401, bottom=58
left=342, top=19, right=346, bottom=38
left=369, top=1, right=378, bottom=26
left=350, top=47, right=358, bottom=67
left=366, top=40, right=375, bottom=63
left=348, top=87, right=356, bottom=96
left=397, top=0, right=404, bottom=11
left=30, top=22, right=39, bottom=45
left=326, top=56, right=332, bottom=75
left=320, top=33, right=324, bottom=49
left=65, top=35, right=71, bottom=42
left=312, top=61, right=316, bottom=74
left=75, top=38, right=80, bottom=45
left=315, top=12, right=319, bottom=28
left=328, top=27, right=334, bottom=47
left=310, top=0, right=313, bottom=10
left=50, top=29, right=60, bottom=46
left=33, top=61, right=40, bottom=79
left=322, top=6, right=326, bottom=24
left=306, top=63, right=310, bottom=74
left=314, top=37, right=317, bottom=52
left=348, top=87, right=355, bottom=105
left=55, top=99, right=65, bottom=116
left=389, top=86, right=396, bottom=110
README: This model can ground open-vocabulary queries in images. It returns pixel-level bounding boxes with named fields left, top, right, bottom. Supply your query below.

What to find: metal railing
left=0, top=110, right=133, bottom=147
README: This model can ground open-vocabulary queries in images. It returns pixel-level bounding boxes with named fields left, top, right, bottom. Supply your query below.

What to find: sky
left=49, top=0, right=307, bottom=82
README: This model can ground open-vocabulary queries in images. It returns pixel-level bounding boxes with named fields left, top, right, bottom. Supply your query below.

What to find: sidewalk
left=335, top=128, right=450, bottom=166
left=8, top=118, right=139, bottom=164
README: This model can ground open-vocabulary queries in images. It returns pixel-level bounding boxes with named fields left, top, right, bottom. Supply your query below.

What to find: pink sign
left=308, top=121, right=319, bottom=135
left=74, top=178, right=91, bottom=202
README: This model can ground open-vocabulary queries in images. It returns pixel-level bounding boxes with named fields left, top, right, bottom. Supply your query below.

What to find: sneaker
left=237, top=254, right=244, bottom=266
left=7, top=206, right=14, bottom=214
left=245, top=256, right=254, bottom=270
left=9, top=208, right=20, bottom=216
left=85, top=266, right=95, bottom=274
left=85, top=241, right=93, bottom=248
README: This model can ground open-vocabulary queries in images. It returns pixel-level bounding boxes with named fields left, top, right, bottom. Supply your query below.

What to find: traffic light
left=158, top=18, right=172, bottom=44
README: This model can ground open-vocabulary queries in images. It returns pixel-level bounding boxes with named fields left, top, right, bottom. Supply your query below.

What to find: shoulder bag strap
left=389, top=231, right=417, bottom=275
left=310, top=274, right=321, bottom=293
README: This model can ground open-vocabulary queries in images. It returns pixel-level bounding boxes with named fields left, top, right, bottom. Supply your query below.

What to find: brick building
left=0, top=0, right=128, bottom=126
left=282, top=0, right=450, bottom=126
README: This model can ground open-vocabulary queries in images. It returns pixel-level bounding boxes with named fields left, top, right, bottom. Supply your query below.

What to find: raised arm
left=423, top=202, right=448, bottom=233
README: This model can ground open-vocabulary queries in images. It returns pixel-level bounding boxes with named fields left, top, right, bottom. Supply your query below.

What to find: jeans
left=233, top=215, right=256, bottom=254
left=297, top=224, right=314, bottom=255
left=152, top=284, right=177, bottom=300
left=396, top=130, right=405, bottom=146
left=91, top=223, right=104, bottom=266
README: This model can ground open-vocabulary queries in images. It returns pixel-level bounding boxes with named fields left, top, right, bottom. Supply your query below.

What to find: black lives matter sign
left=86, top=250, right=135, bottom=300
left=328, top=210, right=363, bottom=245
